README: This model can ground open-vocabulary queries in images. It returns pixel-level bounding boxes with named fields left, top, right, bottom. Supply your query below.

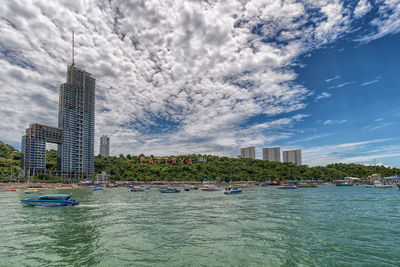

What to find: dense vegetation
left=1, top=141, right=399, bottom=182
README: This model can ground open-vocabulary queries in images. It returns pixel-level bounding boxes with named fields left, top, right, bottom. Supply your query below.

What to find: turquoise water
left=1, top=186, right=400, bottom=266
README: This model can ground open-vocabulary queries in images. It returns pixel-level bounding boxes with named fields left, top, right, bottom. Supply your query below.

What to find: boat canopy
left=38, top=194, right=71, bottom=200
left=380, top=175, right=399, bottom=180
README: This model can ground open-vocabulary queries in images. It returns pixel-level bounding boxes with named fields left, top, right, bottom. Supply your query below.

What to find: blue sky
left=0, top=0, right=400, bottom=167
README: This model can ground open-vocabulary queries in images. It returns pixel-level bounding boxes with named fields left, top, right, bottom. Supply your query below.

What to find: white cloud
left=354, top=0, right=372, bottom=19
left=0, top=0, right=399, bottom=158
left=325, top=75, right=340, bottom=82
left=323, top=120, right=347, bottom=125
left=361, top=79, right=379, bottom=86
left=302, top=138, right=397, bottom=166
left=315, top=92, right=331, bottom=101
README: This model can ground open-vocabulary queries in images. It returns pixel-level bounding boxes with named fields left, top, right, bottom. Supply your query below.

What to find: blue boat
left=224, top=186, right=242, bottom=194
left=21, top=194, right=79, bottom=207
left=277, top=184, right=298, bottom=189
left=93, top=187, right=104, bottom=191
left=159, top=187, right=180, bottom=193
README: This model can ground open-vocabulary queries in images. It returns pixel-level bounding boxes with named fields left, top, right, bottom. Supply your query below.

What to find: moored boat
left=21, top=194, right=79, bottom=207
left=93, top=187, right=104, bottom=191
left=297, top=183, right=318, bottom=188
left=24, top=189, right=39, bottom=194
left=131, top=187, right=146, bottom=192
left=200, top=185, right=220, bottom=191
left=365, top=181, right=393, bottom=188
left=223, top=186, right=242, bottom=194
left=159, top=187, right=180, bottom=193
left=277, top=184, right=298, bottom=189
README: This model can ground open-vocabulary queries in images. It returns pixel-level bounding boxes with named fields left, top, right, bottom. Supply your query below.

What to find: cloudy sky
left=1, top=0, right=400, bottom=166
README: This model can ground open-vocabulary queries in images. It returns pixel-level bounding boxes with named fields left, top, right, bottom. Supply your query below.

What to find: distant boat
left=336, top=182, right=353, bottom=186
left=0, top=189, right=17, bottom=192
left=131, top=187, right=146, bottom=192
left=93, top=187, right=104, bottom=191
left=21, top=194, right=79, bottom=207
left=159, top=187, right=180, bottom=193
left=297, top=183, right=318, bottom=188
left=223, top=186, right=242, bottom=194
left=277, top=184, right=298, bottom=189
left=24, top=189, right=39, bottom=194
left=200, top=185, right=220, bottom=191
left=365, top=181, right=393, bottom=188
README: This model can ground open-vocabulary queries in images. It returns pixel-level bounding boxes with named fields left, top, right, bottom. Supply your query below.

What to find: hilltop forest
left=0, top=141, right=399, bottom=182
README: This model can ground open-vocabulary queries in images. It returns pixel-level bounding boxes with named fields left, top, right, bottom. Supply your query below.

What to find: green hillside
left=0, top=140, right=399, bottom=182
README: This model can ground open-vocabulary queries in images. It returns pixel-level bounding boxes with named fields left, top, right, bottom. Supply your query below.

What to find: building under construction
left=21, top=34, right=96, bottom=180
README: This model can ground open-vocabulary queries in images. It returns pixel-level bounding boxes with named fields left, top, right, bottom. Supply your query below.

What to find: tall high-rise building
left=262, top=147, right=280, bottom=162
left=21, top=33, right=96, bottom=180
left=57, top=64, right=96, bottom=179
left=282, top=149, right=302, bottom=166
left=240, top=146, right=256, bottom=159
left=99, top=135, right=110, bottom=156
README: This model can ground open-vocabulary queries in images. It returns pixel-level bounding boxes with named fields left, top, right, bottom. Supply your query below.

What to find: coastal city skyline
left=1, top=1, right=400, bottom=167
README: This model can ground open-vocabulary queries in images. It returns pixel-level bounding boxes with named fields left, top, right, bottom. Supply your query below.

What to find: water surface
left=1, top=186, right=400, bottom=266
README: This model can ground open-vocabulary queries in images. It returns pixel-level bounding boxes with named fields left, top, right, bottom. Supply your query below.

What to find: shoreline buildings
left=99, top=135, right=110, bottom=157
left=262, top=147, right=280, bottom=162
left=239, top=146, right=256, bottom=159
left=21, top=34, right=95, bottom=180
left=239, top=146, right=302, bottom=165
left=283, top=149, right=302, bottom=166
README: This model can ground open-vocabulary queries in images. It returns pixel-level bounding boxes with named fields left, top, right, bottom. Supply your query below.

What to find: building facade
left=21, top=124, right=62, bottom=177
left=262, top=147, right=281, bottom=162
left=99, top=135, right=110, bottom=156
left=282, top=149, right=302, bottom=166
left=58, top=65, right=96, bottom=179
left=240, top=146, right=256, bottom=159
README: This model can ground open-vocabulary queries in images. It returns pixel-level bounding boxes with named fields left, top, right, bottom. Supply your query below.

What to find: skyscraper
left=240, top=146, right=256, bottom=159
left=262, top=147, right=280, bottom=162
left=57, top=64, right=95, bottom=179
left=99, top=135, right=110, bottom=156
left=282, top=149, right=302, bottom=166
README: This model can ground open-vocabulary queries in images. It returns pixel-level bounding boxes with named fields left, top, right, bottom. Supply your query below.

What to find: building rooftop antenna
left=72, top=31, right=75, bottom=66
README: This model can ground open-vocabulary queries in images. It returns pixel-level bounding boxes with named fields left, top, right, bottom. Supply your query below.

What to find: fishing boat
left=131, top=187, right=146, bottom=192
left=24, top=189, right=39, bottom=194
left=159, top=187, right=180, bottom=193
left=277, top=184, right=298, bottom=189
left=364, top=181, right=393, bottom=188
left=20, top=194, right=79, bottom=207
left=200, top=185, right=220, bottom=191
left=223, top=186, right=242, bottom=194
left=92, top=187, right=104, bottom=191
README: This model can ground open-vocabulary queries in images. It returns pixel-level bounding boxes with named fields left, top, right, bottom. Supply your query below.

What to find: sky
left=0, top=0, right=400, bottom=167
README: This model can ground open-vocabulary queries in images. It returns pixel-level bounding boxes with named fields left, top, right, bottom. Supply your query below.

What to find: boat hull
left=277, top=185, right=298, bottom=189
left=224, top=189, right=242, bottom=194
left=159, top=188, right=180, bottom=193
left=21, top=199, right=79, bottom=207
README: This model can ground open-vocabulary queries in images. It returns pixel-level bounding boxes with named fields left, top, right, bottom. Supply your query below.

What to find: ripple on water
left=1, top=186, right=400, bottom=266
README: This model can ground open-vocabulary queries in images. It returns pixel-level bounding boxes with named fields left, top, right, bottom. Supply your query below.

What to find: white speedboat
left=365, top=181, right=393, bottom=188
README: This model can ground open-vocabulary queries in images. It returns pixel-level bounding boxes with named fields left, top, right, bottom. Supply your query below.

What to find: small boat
left=397, top=184, right=400, bottom=189
left=0, top=189, right=17, bottom=192
left=336, top=182, right=353, bottom=186
left=184, top=185, right=190, bottom=191
left=223, top=186, right=242, bottom=194
left=159, top=187, right=180, bottom=193
left=365, top=181, right=393, bottom=188
left=277, top=184, right=298, bottom=189
left=297, top=183, right=318, bottom=188
left=200, top=185, right=220, bottom=191
left=93, top=187, right=104, bottom=191
left=21, top=194, right=79, bottom=207
left=24, top=189, right=39, bottom=194
left=131, top=187, right=146, bottom=192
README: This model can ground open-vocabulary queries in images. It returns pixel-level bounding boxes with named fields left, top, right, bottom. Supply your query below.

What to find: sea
left=1, top=185, right=400, bottom=266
